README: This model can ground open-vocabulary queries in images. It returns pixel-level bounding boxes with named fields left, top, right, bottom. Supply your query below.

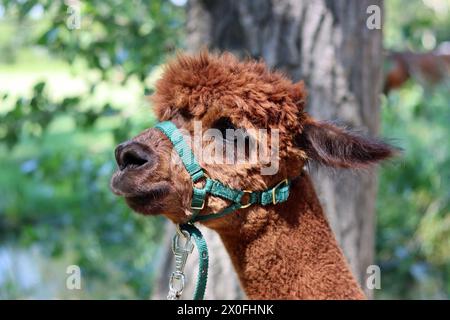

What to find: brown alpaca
left=111, top=51, right=396, bottom=299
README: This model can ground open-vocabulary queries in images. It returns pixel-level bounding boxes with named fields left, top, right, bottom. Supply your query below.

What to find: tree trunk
left=152, top=0, right=383, bottom=299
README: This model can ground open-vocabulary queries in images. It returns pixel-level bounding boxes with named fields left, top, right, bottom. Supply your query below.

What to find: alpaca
left=110, top=51, right=396, bottom=299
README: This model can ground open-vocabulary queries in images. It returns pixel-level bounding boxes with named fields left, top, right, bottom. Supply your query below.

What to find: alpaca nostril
left=119, top=147, right=149, bottom=170
left=115, top=142, right=154, bottom=171
left=122, top=150, right=148, bottom=169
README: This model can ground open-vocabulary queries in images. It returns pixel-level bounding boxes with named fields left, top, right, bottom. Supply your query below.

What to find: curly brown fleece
left=112, top=51, right=395, bottom=299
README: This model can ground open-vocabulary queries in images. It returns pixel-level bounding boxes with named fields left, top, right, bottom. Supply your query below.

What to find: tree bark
left=152, top=0, right=383, bottom=299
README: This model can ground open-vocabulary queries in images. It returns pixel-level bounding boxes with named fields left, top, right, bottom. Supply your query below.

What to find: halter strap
left=155, top=121, right=291, bottom=223
left=155, top=120, right=292, bottom=300
left=154, top=121, right=205, bottom=182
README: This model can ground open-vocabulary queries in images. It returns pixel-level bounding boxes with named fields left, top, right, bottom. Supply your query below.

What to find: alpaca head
left=110, top=51, right=396, bottom=225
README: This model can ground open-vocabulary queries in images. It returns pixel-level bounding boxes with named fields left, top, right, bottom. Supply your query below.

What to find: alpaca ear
left=297, top=120, right=398, bottom=168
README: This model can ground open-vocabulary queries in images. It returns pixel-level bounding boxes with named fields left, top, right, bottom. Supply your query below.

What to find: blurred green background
left=0, top=0, right=449, bottom=299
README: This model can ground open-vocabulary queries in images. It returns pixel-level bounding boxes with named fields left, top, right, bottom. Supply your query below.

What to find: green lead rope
left=155, top=121, right=292, bottom=300
left=179, top=223, right=209, bottom=300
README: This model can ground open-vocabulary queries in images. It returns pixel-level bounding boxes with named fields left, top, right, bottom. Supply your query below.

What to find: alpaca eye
left=179, top=108, right=193, bottom=119
left=211, top=117, right=237, bottom=140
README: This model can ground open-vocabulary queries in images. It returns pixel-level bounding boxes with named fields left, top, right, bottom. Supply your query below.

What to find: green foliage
left=1, top=0, right=184, bottom=82
left=385, top=0, right=450, bottom=51
left=377, top=0, right=450, bottom=299
left=0, top=0, right=184, bottom=298
left=377, top=81, right=450, bottom=299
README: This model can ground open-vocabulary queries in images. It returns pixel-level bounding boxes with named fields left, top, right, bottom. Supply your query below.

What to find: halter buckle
left=191, top=201, right=205, bottom=210
left=191, top=175, right=209, bottom=210
left=272, top=179, right=288, bottom=205
left=240, top=190, right=253, bottom=209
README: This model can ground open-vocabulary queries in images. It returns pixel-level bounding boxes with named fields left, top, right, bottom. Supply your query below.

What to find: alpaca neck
left=212, top=172, right=365, bottom=299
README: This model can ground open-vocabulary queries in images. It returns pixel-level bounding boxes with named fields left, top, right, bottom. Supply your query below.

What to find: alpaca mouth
left=125, top=183, right=171, bottom=204
left=110, top=172, right=171, bottom=202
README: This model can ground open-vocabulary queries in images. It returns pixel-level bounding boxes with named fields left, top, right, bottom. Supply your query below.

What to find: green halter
left=155, top=121, right=292, bottom=300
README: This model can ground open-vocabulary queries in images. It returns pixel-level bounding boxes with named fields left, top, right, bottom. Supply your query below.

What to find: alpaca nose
left=115, top=141, right=155, bottom=171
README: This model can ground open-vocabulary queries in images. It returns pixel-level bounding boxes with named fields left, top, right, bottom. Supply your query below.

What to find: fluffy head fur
left=151, top=51, right=309, bottom=181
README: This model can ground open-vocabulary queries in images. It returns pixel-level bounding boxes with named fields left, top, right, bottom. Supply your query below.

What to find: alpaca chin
left=124, top=195, right=166, bottom=216
left=111, top=176, right=172, bottom=215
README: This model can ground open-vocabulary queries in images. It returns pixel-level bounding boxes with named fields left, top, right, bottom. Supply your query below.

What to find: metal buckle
left=272, top=179, right=288, bottom=205
left=191, top=201, right=205, bottom=210
left=167, top=226, right=194, bottom=300
left=191, top=175, right=209, bottom=210
left=240, top=190, right=253, bottom=209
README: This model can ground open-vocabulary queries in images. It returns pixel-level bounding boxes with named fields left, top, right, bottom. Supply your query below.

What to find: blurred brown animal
left=384, top=50, right=450, bottom=93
